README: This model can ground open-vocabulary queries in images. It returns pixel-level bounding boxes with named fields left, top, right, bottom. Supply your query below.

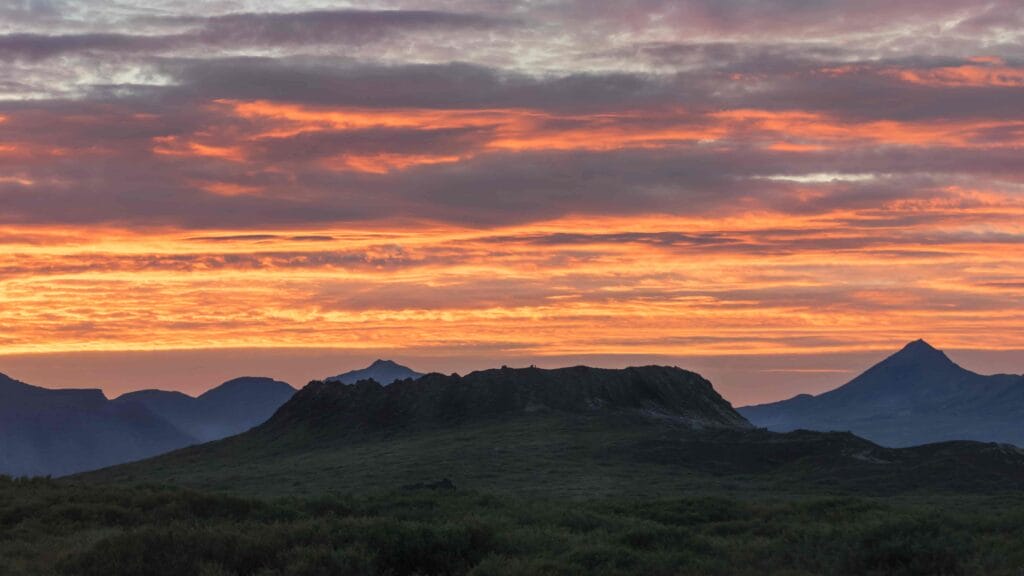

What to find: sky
left=1, top=0, right=1022, bottom=405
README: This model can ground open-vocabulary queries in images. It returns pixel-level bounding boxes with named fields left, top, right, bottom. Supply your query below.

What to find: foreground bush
left=0, top=478, right=1021, bottom=575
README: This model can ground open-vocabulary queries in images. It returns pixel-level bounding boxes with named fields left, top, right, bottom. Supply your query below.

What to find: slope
left=739, top=340, right=1024, bottom=447
left=117, top=377, right=296, bottom=442
left=0, top=372, right=196, bottom=477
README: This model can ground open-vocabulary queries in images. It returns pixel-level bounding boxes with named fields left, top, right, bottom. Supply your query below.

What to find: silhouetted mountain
left=82, top=364, right=1024, bottom=496
left=271, top=365, right=752, bottom=437
left=739, top=340, right=1024, bottom=447
left=325, top=359, right=423, bottom=385
left=0, top=372, right=196, bottom=477
left=116, top=377, right=296, bottom=442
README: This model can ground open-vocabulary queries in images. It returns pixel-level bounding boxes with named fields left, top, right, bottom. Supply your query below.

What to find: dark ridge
left=197, top=376, right=295, bottom=400
left=117, top=376, right=296, bottom=443
left=260, top=364, right=752, bottom=438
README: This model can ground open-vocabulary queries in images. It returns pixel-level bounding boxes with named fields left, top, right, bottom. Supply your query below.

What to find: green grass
left=80, top=413, right=1024, bottom=498
left=63, top=409, right=1024, bottom=574
left=2, top=476, right=1023, bottom=575
left=82, top=414, right=701, bottom=498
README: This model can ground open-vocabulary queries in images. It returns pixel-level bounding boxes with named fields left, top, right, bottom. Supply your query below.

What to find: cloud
left=2, top=0, right=1023, bottom=369
left=0, top=9, right=509, bottom=61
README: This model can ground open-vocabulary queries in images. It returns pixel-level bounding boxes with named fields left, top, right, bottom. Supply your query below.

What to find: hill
left=115, top=377, right=295, bottom=442
left=81, top=365, right=1024, bottom=497
left=325, top=359, right=423, bottom=385
left=0, top=372, right=196, bottom=477
left=739, top=340, right=1024, bottom=447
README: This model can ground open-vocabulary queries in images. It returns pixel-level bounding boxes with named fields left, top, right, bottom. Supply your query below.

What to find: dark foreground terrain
left=10, top=365, right=1024, bottom=574
left=81, top=366, right=1024, bottom=497
left=3, top=476, right=1024, bottom=576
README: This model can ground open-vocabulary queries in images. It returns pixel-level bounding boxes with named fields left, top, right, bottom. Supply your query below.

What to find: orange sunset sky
left=1, top=0, right=1022, bottom=404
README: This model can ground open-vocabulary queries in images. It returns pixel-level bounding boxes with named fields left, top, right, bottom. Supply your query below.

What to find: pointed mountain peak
left=842, top=339, right=967, bottom=390
left=885, top=339, right=954, bottom=366
left=326, top=360, right=423, bottom=385
left=902, top=338, right=938, bottom=353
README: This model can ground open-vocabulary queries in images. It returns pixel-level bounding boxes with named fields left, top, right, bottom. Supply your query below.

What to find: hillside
left=81, top=365, right=1024, bottom=497
left=0, top=371, right=295, bottom=477
left=0, top=373, right=196, bottom=477
left=739, top=340, right=1024, bottom=447
left=116, top=377, right=295, bottom=442
left=272, top=365, right=751, bottom=437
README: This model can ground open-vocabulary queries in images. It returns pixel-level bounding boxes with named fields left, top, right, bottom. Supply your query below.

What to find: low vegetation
left=2, top=476, right=1023, bottom=575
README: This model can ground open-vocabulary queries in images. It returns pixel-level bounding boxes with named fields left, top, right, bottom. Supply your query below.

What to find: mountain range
left=1, top=361, right=428, bottom=477
left=739, top=340, right=1024, bottom=447
left=0, top=372, right=296, bottom=477
left=114, top=377, right=296, bottom=443
left=8, top=346, right=1024, bottom=484
left=0, top=372, right=194, bottom=477
left=83, top=363, right=1024, bottom=497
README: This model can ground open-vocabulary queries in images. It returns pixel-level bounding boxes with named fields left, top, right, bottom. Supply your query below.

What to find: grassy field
left=59, top=392, right=1024, bottom=575
left=81, top=414, right=734, bottom=498
left=3, top=476, right=1024, bottom=575
left=81, top=412, right=1024, bottom=498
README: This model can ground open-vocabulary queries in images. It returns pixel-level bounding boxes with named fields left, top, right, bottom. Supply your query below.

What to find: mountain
left=739, top=339, right=1024, bottom=447
left=115, top=377, right=296, bottom=442
left=81, top=365, right=1024, bottom=497
left=0, top=372, right=196, bottom=477
left=270, top=365, right=752, bottom=437
left=325, top=359, right=423, bottom=385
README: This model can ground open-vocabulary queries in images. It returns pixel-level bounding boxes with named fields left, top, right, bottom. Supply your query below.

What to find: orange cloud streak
left=2, top=190, right=1023, bottom=358
left=3, top=100, right=1024, bottom=359
left=139, top=100, right=1024, bottom=179
left=892, top=58, right=1024, bottom=87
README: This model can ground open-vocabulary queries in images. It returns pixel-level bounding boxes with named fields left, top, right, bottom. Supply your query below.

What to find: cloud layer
left=1, top=0, right=1022, bottom=400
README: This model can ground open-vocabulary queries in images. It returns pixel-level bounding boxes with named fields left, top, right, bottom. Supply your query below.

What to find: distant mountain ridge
left=115, top=377, right=296, bottom=442
left=0, top=372, right=296, bottom=477
left=325, top=359, right=423, bottom=385
left=739, top=340, right=1024, bottom=447
left=0, top=372, right=195, bottom=477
